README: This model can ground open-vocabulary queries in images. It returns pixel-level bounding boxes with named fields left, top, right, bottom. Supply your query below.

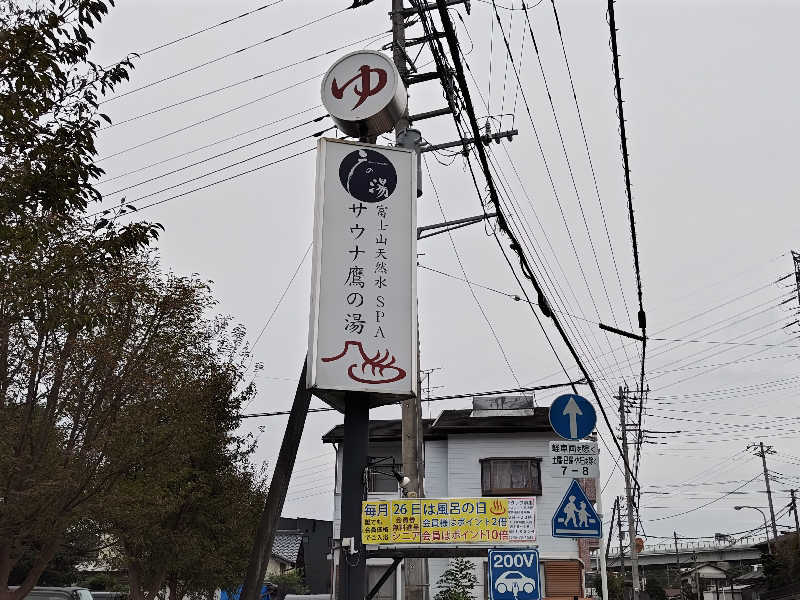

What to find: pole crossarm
left=420, top=129, right=518, bottom=153
left=417, top=212, right=496, bottom=240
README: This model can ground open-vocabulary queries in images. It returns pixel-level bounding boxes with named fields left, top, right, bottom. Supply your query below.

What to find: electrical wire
left=101, top=32, right=388, bottom=129
left=102, top=5, right=349, bottom=103
left=98, top=72, right=327, bottom=161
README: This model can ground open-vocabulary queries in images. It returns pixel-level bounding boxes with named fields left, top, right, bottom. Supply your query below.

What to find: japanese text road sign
left=547, top=440, right=600, bottom=479
left=488, top=549, right=540, bottom=600
left=362, top=497, right=536, bottom=545
left=551, top=480, right=602, bottom=539
left=548, top=394, right=597, bottom=440
left=308, top=139, right=417, bottom=408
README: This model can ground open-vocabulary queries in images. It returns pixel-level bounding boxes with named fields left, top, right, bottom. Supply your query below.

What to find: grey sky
left=90, top=0, right=800, bottom=545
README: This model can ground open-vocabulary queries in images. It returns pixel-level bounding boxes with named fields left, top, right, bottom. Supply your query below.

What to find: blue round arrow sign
left=549, top=394, right=597, bottom=440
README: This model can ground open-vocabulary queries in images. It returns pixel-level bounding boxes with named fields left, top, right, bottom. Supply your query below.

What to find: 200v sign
left=492, top=553, right=538, bottom=569
left=488, top=550, right=540, bottom=600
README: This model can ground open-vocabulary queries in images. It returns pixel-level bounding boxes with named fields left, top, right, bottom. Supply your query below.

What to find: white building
left=322, top=396, right=599, bottom=600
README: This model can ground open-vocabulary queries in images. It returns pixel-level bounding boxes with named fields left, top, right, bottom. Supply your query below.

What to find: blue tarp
left=220, top=587, right=270, bottom=600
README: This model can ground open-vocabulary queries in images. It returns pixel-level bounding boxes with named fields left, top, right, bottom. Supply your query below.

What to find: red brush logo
left=331, top=65, right=387, bottom=110
left=322, top=340, right=406, bottom=384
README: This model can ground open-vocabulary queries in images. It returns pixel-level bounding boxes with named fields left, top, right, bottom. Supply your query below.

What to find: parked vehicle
left=10, top=587, right=94, bottom=600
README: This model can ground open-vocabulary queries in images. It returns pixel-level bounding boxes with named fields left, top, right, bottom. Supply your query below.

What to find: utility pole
left=616, top=497, right=625, bottom=582
left=674, top=532, right=681, bottom=600
left=393, top=3, right=426, bottom=600
left=618, top=387, right=640, bottom=600
left=791, top=489, right=800, bottom=550
left=749, top=442, right=779, bottom=540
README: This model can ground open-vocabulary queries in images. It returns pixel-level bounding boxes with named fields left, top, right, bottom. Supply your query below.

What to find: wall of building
left=279, top=517, right=333, bottom=594
left=426, top=432, right=582, bottom=600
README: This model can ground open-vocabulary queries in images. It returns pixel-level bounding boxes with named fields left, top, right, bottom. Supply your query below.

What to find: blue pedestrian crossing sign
left=549, top=394, right=596, bottom=440
left=488, top=549, right=540, bottom=600
left=551, top=480, right=602, bottom=539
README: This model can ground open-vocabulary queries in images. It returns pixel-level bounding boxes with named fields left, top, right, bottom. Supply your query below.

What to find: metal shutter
left=543, top=560, right=582, bottom=597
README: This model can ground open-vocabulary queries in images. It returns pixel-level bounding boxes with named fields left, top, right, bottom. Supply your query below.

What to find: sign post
left=313, top=48, right=414, bottom=600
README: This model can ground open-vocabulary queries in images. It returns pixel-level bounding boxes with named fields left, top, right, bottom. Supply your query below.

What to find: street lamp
left=734, top=506, right=772, bottom=554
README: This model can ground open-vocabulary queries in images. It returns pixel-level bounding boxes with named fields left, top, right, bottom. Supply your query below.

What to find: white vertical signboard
left=308, top=138, right=417, bottom=407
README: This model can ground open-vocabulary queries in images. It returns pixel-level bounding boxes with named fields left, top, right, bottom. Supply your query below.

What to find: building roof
left=321, top=407, right=554, bottom=443
left=272, top=531, right=304, bottom=564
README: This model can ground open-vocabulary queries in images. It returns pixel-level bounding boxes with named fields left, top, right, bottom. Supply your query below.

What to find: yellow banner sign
left=361, top=497, right=535, bottom=545
left=362, top=500, right=391, bottom=544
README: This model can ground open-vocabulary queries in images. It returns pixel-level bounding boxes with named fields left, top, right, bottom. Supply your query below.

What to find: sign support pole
left=240, top=362, right=312, bottom=600
left=596, top=485, right=609, bottom=600
left=339, top=394, right=370, bottom=600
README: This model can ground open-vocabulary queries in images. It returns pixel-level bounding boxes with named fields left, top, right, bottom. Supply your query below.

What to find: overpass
left=603, top=538, right=764, bottom=569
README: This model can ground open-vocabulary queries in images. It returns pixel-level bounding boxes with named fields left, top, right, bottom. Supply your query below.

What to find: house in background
left=278, top=517, right=333, bottom=594
left=322, top=395, right=599, bottom=600
left=269, top=531, right=305, bottom=575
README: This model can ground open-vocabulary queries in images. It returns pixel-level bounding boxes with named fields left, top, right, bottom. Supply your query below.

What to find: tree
left=98, top=319, right=266, bottom=600
left=434, top=558, right=478, bottom=600
left=645, top=578, right=667, bottom=600
left=267, top=571, right=309, bottom=600
left=0, top=1, right=171, bottom=597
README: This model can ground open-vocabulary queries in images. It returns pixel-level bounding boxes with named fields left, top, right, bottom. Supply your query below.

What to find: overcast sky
left=89, top=0, right=800, bottom=548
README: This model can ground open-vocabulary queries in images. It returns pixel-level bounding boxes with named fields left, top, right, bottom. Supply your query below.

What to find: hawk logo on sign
left=331, top=65, right=388, bottom=109
left=339, top=149, right=398, bottom=203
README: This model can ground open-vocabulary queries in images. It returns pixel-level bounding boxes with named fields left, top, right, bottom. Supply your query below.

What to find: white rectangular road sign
left=308, top=138, right=417, bottom=407
left=547, top=440, right=600, bottom=479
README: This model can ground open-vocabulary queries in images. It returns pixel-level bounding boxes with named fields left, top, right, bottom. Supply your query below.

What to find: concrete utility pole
left=392, top=3, right=426, bottom=599
left=791, top=489, right=800, bottom=549
left=618, top=387, right=640, bottom=600
left=616, top=497, right=625, bottom=581
left=674, top=532, right=682, bottom=600
left=749, top=442, right=779, bottom=540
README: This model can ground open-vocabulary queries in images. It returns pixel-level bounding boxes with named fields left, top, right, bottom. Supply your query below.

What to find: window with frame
left=480, top=457, right=542, bottom=496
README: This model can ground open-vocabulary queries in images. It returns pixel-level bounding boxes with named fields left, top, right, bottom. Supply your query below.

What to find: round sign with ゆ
left=321, top=50, right=407, bottom=138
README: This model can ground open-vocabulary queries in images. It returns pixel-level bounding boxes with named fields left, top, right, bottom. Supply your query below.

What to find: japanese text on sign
left=361, top=497, right=536, bottom=545
left=547, top=440, right=600, bottom=479
left=308, top=139, right=417, bottom=403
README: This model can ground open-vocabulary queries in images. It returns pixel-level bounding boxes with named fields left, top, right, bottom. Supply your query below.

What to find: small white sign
left=508, top=497, right=536, bottom=542
left=308, top=138, right=417, bottom=406
left=547, top=440, right=600, bottom=479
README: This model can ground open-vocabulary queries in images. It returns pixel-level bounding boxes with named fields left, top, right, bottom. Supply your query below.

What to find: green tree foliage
left=434, top=558, right=478, bottom=600
left=267, top=571, right=309, bottom=600
left=645, top=578, right=667, bottom=600
left=763, top=535, right=800, bottom=589
left=98, top=318, right=266, bottom=600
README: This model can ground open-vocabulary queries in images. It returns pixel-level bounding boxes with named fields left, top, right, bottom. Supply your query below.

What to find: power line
left=102, top=116, right=327, bottom=197
left=98, top=107, right=322, bottom=184
left=104, top=147, right=316, bottom=217
left=239, top=380, right=585, bottom=418
left=98, top=72, right=327, bottom=161
left=103, top=5, right=349, bottom=103
left=646, top=473, right=762, bottom=522
left=434, top=0, right=639, bottom=490
left=124, top=0, right=288, bottom=59
left=424, top=157, right=521, bottom=386
left=101, top=32, right=388, bottom=129
left=92, top=129, right=331, bottom=217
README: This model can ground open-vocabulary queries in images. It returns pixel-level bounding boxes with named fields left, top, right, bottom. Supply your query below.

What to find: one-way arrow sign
left=549, top=394, right=596, bottom=441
